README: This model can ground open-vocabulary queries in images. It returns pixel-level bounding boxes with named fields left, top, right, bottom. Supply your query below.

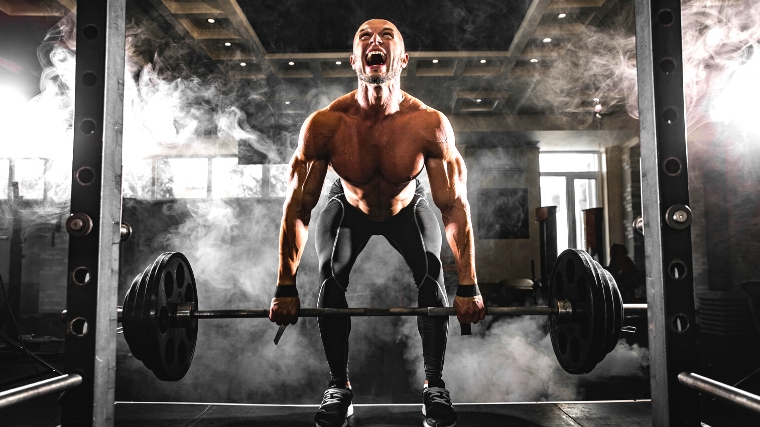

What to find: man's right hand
left=269, top=297, right=300, bottom=325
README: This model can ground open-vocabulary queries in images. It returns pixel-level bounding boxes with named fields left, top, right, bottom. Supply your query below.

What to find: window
left=539, top=152, right=601, bottom=250
left=211, top=158, right=262, bottom=198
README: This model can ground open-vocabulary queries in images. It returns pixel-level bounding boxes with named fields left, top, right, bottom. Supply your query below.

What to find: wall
left=461, top=133, right=541, bottom=283
left=603, top=146, right=625, bottom=263
left=621, top=140, right=645, bottom=268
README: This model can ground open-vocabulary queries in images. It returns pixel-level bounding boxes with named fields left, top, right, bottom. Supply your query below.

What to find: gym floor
left=114, top=400, right=652, bottom=426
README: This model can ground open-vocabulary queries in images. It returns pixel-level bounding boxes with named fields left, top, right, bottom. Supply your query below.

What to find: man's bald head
left=354, top=19, right=405, bottom=52
left=350, top=19, right=408, bottom=85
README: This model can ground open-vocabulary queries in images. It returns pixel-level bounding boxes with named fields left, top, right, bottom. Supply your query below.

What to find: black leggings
left=315, top=179, right=449, bottom=384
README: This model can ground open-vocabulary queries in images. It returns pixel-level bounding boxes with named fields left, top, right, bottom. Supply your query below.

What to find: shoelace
left=425, top=387, right=452, bottom=406
left=321, top=388, right=349, bottom=408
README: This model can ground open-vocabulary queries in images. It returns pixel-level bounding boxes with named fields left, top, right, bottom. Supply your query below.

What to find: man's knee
left=318, top=277, right=348, bottom=308
left=418, top=276, right=447, bottom=308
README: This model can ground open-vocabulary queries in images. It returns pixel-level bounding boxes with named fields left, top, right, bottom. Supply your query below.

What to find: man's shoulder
left=305, top=93, right=356, bottom=128
left=402, top=94, right=449, bottom=126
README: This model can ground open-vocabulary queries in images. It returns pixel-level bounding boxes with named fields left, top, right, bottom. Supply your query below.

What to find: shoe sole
left=315, top=403, right=353, bottom=427
left=421, top=404, right=456, bottom=427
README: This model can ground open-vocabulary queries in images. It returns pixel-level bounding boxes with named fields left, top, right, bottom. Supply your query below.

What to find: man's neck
left=355, top=78, right=404, bottom=118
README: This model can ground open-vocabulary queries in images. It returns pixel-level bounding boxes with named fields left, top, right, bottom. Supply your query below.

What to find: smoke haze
left=9, top=0, right=760, bottom=404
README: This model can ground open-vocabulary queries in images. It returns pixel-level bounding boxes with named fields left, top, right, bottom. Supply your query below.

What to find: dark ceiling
left=240, top=0, right=532, bottom=53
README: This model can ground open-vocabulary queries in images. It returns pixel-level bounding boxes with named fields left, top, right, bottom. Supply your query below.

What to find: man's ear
left=350, top=55, right=356, bottom=68
left=402, top=53, right=409, bottom=68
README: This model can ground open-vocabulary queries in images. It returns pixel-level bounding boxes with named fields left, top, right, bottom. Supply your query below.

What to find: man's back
left=312, top=90, right=443, bottom=221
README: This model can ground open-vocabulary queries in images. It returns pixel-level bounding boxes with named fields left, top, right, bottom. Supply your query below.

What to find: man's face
left=350, top=19, right=408, bottom=85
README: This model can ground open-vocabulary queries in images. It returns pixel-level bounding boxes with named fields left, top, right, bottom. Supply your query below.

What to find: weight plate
left=145, top=252, right=198, bottom=381
left=130, top=261, right=156, bottom=363
left=121, top=270, right=143, bottom=360
left=137, top=254, right=165, bottom=369
left=143, top=253, right=170, bottom=374
left=576, top=250, right=608, bottom=373
left=604, top=269, right=623, bottom=354
left=549, top=249, right=606, bottom=374
left=586, top=253, right=613, bottom=363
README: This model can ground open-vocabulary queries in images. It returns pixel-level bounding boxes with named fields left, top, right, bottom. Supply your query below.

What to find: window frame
left=539, top=151, right=603, bottom=249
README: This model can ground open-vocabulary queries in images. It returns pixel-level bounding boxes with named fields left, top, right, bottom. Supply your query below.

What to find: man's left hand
left=453, top=295, right=485, bottom=325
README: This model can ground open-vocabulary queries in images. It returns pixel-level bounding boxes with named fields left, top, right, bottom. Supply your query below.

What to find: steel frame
left=62, top=1, right=126, bottom=426
left=634, top=0, right=700, bottom=425
left=53, top=0, right=704, bottom=425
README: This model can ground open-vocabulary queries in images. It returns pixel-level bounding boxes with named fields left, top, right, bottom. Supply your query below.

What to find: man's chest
left=327, top=121, right=428, bottom=184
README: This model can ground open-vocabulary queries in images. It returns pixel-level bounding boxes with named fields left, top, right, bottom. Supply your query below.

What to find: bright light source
left=432, top=59, right=439, bottom=64
left=207, top=18, right=216, bottom=23
left=530, top=58, right=539, bottom=63
left=240, top=62, right=247, bottom=67
left=558, top=13, right=567, bottom=18
left=335, top=61, right=342, bottom=65
left=593, top=98, right=600, bottom=103
left=543, top=38, right=552, bottom=43
left=0, top=86, right=27, bottom=128
left=224, top=42, right=232, bottom=47
left=475, top=99, right=481, bottom=103
left=285, top=101, right=290, bottom=105
left=480, top=59, right=487, bottom=63
left=288, top=61, right=295, bottom=65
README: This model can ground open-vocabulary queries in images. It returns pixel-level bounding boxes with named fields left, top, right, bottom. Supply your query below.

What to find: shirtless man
left=269, top=19, right=485, bottom=427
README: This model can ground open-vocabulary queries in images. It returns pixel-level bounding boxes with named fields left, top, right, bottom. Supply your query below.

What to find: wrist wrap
left=274, top=285, right=298, bottom=298
left=456, top=284, right=481, bottom=298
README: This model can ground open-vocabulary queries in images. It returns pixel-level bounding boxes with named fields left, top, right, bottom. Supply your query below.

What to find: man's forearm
left=442, top=203, right=477, bottom=285
left=277, top=214, right=309, bottom=285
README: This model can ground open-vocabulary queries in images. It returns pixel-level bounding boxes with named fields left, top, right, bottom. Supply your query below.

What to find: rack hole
left=660, top=58, right=676, bottom=74
left=72, top=267, right=90, bottom=285
left=663, top=157, right=682, bottom=176
left=658, top=9, right=675, bottom=26
left=672, top=314, right=690, bottom=333
left=79, top=119, right=96, bottom=135
left=70, top=318, right=88, bottom=336
left=663, top=108, right=679, bottom=124
left=83, top=25, right=99, bottom=39
left=668, top=260, right=688, bottom=281
left=82, top=72, right=98, bottom=87
left=76, top=167, right=95, bottom=185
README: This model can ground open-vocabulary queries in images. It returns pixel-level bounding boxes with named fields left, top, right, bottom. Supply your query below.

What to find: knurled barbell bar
left=62, top=250, right=647, bottom=381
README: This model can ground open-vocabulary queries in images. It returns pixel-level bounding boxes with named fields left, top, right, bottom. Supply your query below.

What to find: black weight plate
left=142, top=253, right=170, bottom=374
left=130, top=262, right=155, bottom=362
left=138, top=254, right=166, bottom=370
left=549, top=249, right=606, bottom=374
left=604, top=269, right=623, bottom=354
left=121, top=271, right=143, bottom=360
left=578, top=251, right=612, bottom=372
left=586, top=254, right=613, bottom=363
left=149, top=252, right=197, bottom=381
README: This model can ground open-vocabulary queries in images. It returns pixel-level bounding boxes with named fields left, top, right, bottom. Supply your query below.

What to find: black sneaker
left=422, top=379, right=456, bottom=427
left=315, top=380, right=353, bottom=427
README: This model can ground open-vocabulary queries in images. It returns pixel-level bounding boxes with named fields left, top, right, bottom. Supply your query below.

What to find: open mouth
left=365, top=51, right=387, bottom=67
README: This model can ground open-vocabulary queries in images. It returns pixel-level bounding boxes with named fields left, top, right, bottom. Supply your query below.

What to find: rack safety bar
left=0, top=374, right=82, bottom=410
left=678, top=372, right=760, bottom=414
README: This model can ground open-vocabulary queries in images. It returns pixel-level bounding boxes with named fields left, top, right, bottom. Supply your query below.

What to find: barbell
left=63, top=249, right=647, bottom=381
